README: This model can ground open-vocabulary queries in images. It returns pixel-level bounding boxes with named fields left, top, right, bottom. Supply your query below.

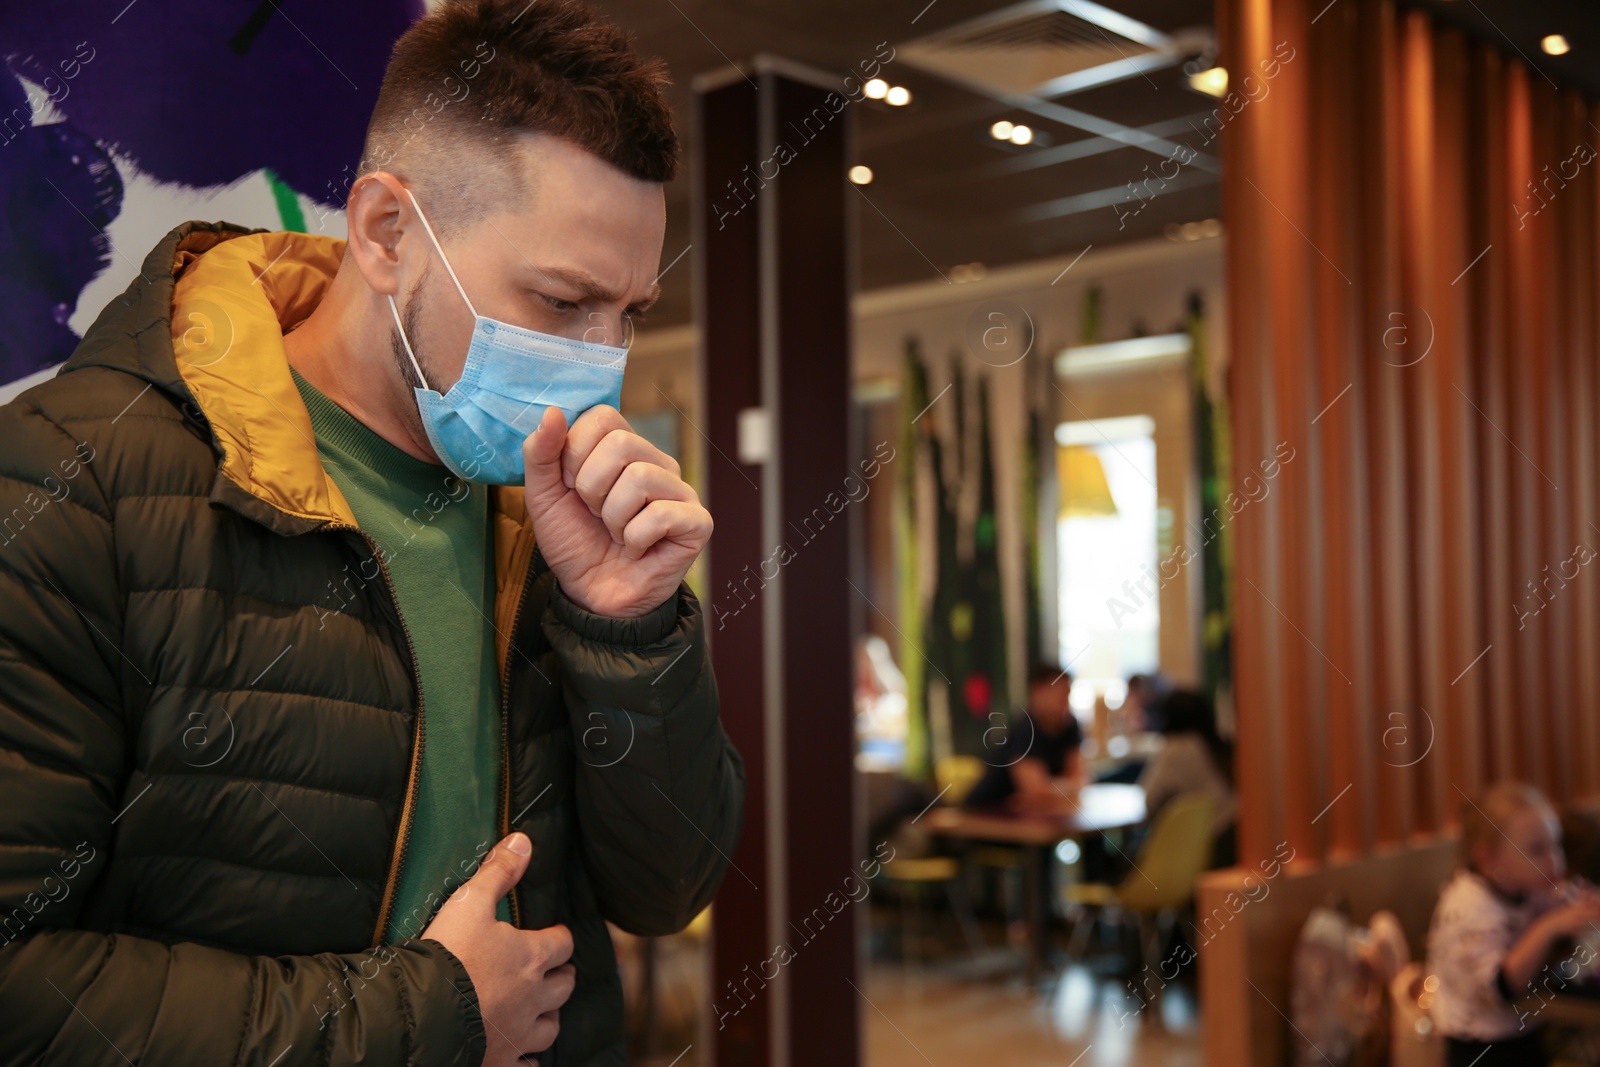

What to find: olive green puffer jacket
left=0, top=221, right=744, bottom=1066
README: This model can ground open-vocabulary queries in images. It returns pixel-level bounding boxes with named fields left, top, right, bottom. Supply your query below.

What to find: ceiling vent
left=899, top=0, right=1193, bottom=98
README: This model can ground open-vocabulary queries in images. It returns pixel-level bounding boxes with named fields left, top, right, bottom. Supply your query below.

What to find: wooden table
left=922, top=783, right=1147, bottom=982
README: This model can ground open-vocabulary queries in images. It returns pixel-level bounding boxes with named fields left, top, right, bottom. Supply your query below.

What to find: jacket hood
left=61, top=221, right=538, bottom=668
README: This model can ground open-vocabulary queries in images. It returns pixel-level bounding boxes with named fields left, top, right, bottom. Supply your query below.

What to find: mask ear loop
left=403, top=187, right=478, bottom=318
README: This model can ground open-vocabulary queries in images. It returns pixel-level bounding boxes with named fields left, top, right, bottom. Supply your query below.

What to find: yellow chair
left=878, top=763, right=987, bottom=965
left=879, top=854, right=985, bottom=966
left=935, top=755, right=1029, bottom=922
left=934, top=755, right=985, bottom=805
left=1064, top=792, right=1217, bottom=1018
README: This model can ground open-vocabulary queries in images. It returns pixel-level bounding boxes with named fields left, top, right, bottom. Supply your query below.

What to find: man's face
left=391, top=132, right=666, bottom=422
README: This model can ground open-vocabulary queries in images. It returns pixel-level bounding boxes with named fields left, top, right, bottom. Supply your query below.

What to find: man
left=964, top=665, right=1085, bottom=812
left=0, top=2, right=743, bottom=1065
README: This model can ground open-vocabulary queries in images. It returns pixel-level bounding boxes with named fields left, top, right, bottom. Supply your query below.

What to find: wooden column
left=695, top=57, right=859, bottom=1067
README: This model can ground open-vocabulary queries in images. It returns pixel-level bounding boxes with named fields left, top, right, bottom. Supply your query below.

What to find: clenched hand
left=522, top=404, right=711, bottom=619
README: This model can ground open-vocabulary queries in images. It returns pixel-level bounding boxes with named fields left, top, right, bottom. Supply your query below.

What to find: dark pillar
left=694, top=56, right=859, bottom=1067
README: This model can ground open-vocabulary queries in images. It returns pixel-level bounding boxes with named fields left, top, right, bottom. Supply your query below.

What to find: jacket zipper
left=336, top=521, right=428, bottom=948
left=347, top=518, right=536, bottom=942
left=497, top=557, right=535, bottom=930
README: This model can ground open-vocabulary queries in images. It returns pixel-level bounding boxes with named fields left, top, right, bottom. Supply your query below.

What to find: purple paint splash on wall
left=0, top=0, right=423, bottom=383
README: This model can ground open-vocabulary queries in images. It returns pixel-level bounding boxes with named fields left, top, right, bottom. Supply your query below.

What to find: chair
left=934, top=755, right=985, bottom=804
left=878, top=855, right=986, bottom=967
left=876, top=758, right=989, bottom=966
left=1063, top=792, right=1217, bottom=1019
left=934, top=755, right=1030, bottom=924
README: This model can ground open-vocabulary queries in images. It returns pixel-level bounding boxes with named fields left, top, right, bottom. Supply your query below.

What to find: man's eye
left=541, top=294, right=579, bottom=314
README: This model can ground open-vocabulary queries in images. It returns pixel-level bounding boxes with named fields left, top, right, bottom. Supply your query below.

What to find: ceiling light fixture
left=849, top=165, right=874, bottom=185
left=1009, top=123, right=1034, bottom=145
left=885, top=85, right=912, bottom=106
left=1189, top=66, right=1228, bottom=97
left=1542, top=34, right=1570, bottom=56
left=990, top=120, right=1015, bottom=140
left=864, top=78, right=889, bottom=99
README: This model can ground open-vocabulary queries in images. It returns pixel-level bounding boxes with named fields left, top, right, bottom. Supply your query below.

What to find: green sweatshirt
left=290, top=367, right=511, bottom=940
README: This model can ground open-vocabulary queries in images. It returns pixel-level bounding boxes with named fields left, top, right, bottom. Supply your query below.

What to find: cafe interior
left=9, top=0, right=1600, bottom=1062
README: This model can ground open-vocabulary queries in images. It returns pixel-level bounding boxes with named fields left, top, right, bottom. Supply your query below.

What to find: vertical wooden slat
left=1397, top=10, right=1451, bottom=834
left=1264, top=0, right=1322, bottom=863
left=1576, top=99, right=1600, bottom=802
left=1358, top=0, right=1416, bottom=845
left=1428, top=26, right=1486, bottom=810
left=1473, top=48, right=1519, bottom=786
left=1534, top=78, right=1576, bottom=803
left=1309, top=0, right=1378, bottom=859
left=1223, top=0, right=1287, bottom=869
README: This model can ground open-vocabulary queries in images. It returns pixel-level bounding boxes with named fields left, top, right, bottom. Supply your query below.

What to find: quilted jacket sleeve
left=543, top=579, right=746, bottom=936
left=0, top=399, right=487, bottom=1067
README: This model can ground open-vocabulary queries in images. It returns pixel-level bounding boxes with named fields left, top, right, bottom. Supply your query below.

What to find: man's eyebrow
left=527, top=266, right=661, bottom=310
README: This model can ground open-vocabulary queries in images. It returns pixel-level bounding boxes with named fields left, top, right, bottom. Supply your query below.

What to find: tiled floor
left=626, top=915, right=1207, bottom=1067
left=863, top=955, right=1204, bottom=1067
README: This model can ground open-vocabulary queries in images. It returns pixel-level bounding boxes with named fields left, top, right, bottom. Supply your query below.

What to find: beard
left=388, top=261, right=444, bottom=460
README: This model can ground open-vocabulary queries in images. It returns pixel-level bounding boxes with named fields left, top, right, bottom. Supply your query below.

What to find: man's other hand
left=422, top=833, right=575, bottom=1067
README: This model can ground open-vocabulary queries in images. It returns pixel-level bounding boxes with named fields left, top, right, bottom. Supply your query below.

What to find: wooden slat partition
left=1207, top=0, right=1600, bottom=1062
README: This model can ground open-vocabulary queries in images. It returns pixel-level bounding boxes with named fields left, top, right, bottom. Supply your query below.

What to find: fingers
left=528, top=924, right=575, bottom=971
left=522, top=963, right=573, bottom=1047
left=561, top=405, right=633, bottom=487
left=445, top=832, right=531, bottom=916
left=565, top=410, right=682, bottom=510
left=525, top=1010, right=560, bottom=1055
left=621, top=499, right=714, bottom=561
left=521, top=407, right=570, bottom=506
left=598, top=462, right=699, bottom=544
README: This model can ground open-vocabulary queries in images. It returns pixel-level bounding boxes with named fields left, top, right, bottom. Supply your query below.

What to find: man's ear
left=345, top=170, right=410, bottom=299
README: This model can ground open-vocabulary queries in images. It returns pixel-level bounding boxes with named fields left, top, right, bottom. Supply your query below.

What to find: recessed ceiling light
left=864, top=78, right=889, bottom=99
left=848, top=165, right=874, bottom=185
left=1189, top=66, right=1229, bottom=97
left=885, top=85, right=912, bottom=106
left=1009, top=124, right=1034, bottom=145
left=990, top=120, right=1015, bottom=140
left=1542, top=34, right=1570, bottom=56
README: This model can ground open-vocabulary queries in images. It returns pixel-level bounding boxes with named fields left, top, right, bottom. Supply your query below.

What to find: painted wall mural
left=0, top=0, right=424, bottom=390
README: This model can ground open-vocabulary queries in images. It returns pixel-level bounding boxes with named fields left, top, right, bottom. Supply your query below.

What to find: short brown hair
left=357, top=0, right=678, bottom=230
left=1461, top=781, right=1555, bottom=868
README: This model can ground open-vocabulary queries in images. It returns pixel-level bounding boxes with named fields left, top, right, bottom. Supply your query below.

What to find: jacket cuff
left=413, top=937, right=488, bottom=1065
left=550, top=580, right=681, bottom=648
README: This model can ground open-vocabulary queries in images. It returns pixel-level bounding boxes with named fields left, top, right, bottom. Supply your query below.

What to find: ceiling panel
left=592, top=0, right=1593, bottom=329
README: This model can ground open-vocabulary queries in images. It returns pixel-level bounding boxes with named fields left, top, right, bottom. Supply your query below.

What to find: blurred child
left=1425, top=782, right=1600, bottom=1066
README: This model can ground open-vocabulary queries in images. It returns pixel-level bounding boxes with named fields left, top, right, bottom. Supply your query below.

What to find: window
left=1056, top=414, right=1159, bottom=708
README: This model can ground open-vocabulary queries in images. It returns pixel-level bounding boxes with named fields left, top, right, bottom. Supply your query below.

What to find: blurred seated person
left=1095, top=672, right=1168, bottom=784
left=854, top=633, right=909, bottom=769
left=963, top=664, right=1085, bottom=813
left=1138, top=688, right=1238, bottom=866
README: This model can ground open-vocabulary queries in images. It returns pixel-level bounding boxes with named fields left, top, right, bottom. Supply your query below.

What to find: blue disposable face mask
left=386, top=188, right=629, bottom=486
